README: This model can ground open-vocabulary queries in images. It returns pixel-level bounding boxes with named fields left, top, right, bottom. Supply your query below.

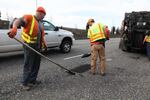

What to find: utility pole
left=36, top=0, right=38, bottom=9
left=0, top=11, right=1, bottom=20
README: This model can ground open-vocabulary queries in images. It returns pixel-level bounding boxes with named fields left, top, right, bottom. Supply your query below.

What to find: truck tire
left=119, top=34, right=131, bottom=52
left=60, top=40, right=71, bottom=53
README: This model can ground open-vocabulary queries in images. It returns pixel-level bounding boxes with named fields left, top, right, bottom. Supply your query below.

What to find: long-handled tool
left=13, top=37, right=76, bottom=75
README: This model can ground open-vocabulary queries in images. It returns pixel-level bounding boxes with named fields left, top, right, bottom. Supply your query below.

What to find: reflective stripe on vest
left=88, top=23, right=106, bottom=42
left=146, top=36, right=150, bottom=42
left=21, top=16, right=37, bottom=43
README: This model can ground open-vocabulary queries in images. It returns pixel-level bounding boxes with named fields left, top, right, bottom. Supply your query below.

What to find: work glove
left=8, top=27, right=17, bottom=38
left=40, top=47, right=48, bottom=53
left=143, top=35, right=148, bottom=44
left=43, top=47, right=48, bottom=52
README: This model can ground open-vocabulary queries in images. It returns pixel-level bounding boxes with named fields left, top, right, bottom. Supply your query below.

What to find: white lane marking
left=64, top=55, right=112, bottom=62
left=64, top=54, right=83, bottom=60
left=106, top=58, right=112, bottom=61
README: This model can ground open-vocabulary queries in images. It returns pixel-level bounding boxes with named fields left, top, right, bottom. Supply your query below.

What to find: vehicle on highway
left=0, top=20, right=75, bottom=56
left=119, top=11, right=150, bottom=52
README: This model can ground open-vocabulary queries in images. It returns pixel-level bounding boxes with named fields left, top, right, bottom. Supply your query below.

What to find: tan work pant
left=90, top=44, right=105, bottom=74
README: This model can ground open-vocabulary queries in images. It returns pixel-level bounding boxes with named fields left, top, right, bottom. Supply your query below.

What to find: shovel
left=81, top=53, right=91, bottom=58
left=13, top=37, right=77, bottom=75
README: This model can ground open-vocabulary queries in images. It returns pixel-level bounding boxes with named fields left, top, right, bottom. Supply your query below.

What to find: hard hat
left=87, top=18, right=94, bottom=24
left=36, top=7, right=46, bottom=15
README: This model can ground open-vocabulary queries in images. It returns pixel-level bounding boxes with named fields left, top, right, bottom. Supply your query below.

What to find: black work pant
left=22, top=44, right=41, bottom=85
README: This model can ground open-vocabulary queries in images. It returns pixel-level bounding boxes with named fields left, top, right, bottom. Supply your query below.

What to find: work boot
left=92, top=73, right=96, bottom=75
left=21, top=84, right=31, bottom=91
left=28, top=80, right=42, bottom=86
left=100, top=72, right=106, bottom=76
left=90, top=70, right=96, bottom=75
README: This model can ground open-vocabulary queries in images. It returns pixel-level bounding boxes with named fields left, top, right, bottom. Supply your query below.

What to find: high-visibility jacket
left=146, top=35, right=150, bottom=43
left=88, top=23, right=106, bottom=42
left=21, top=15, right=46, bottom=48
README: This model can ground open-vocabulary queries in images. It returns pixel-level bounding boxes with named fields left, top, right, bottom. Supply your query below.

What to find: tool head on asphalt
left=81, top=53, right=91, bottom=58
left=66, top=70, right=76, bottom=75
left=65, top=70, right=84, bottom=77
left=12, top=37, right=79, bottom=76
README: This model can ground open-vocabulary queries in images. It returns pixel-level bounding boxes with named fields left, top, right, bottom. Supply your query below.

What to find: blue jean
left=146, top=43, right=150, bottom=61
left=22, top=44, right=41, bottom=85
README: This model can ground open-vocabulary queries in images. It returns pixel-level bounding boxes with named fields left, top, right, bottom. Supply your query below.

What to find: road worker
left=8, top=7, right=47, bottom=90
left=143, top=30, right=150, bottom=61
left=86, top=18, right=110, bottom=76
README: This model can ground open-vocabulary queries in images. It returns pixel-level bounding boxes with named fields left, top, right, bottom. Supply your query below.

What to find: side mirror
left=54, top=27, right=59, bottom=31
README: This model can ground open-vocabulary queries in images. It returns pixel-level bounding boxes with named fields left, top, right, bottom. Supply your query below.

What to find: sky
left=0, top=0, right=150, bottom=29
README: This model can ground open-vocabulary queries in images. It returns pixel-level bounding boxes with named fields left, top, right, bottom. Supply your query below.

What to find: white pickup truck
left=0, top=20, right=75, bottom=56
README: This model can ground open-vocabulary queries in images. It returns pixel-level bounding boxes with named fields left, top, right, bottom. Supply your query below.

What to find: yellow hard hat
left=87, top=18, right=94, bottom=24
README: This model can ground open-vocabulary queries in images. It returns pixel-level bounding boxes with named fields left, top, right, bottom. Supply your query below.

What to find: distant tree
left=116, top=27, right=120, bottom=34
left=0, top=11, right=1, bottom=20
left=111, top=26, right=115, bottom=34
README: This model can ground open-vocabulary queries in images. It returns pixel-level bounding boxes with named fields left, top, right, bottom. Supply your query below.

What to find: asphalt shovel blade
left=66, top=70, right=76, bottom=75
left=81, top=53, right=91, bottom=58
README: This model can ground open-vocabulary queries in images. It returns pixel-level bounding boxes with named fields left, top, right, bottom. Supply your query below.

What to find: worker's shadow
left=70, top=64, right=90, bottom=73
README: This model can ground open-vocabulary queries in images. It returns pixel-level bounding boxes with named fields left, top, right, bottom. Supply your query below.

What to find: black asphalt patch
left=70, top=64, right=90, bottom=73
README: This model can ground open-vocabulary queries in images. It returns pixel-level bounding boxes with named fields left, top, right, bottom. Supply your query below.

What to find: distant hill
left=0, top=20, right=9, bottom=29
left=0, top=20, right=120, bottom=39
left=59, top=26, right=121, bottom=39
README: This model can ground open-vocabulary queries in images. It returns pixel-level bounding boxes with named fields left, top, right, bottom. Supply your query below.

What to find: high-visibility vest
left=146, top=35, right=150, bottom=43
left=88, top=23, right=106, bottom=42
left=21, top=16, right=37, bottom=43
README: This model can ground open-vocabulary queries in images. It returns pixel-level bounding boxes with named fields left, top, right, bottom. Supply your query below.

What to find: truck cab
left=119, top=11, right=150, bottom=52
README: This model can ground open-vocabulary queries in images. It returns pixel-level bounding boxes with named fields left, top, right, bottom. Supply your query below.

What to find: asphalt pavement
left=0, top=38, right=150, bottom=100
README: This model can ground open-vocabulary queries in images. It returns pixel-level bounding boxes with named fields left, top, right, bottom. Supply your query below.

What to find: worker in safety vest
left=8, top=7, right=47, bottom=90
left=143, top=30, right=150, bottom=61
left=86, top=18, right=110, bottom=76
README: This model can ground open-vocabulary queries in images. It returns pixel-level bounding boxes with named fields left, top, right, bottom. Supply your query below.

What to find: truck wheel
left=60, top=40, right=71, bottom=53
left=119, top=34, right=131, bottom=52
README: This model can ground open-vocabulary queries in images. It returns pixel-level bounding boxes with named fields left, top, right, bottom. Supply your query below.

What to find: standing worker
left=8, top=7, right=47, bottom=90
left=86, top=18, right=110, bottom=76
left=143, top=30, right=150, bottom=61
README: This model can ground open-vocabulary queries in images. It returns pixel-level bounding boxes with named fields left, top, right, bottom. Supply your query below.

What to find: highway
left=0, top=38, right=150, bottom=100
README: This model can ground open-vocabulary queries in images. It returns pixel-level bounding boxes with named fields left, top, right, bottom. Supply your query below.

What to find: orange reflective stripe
left=92, top=33, right=102, bottom=38
left=98, top=23, right=105, bottom=38
left=90, top=35, right=105, bottom=42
